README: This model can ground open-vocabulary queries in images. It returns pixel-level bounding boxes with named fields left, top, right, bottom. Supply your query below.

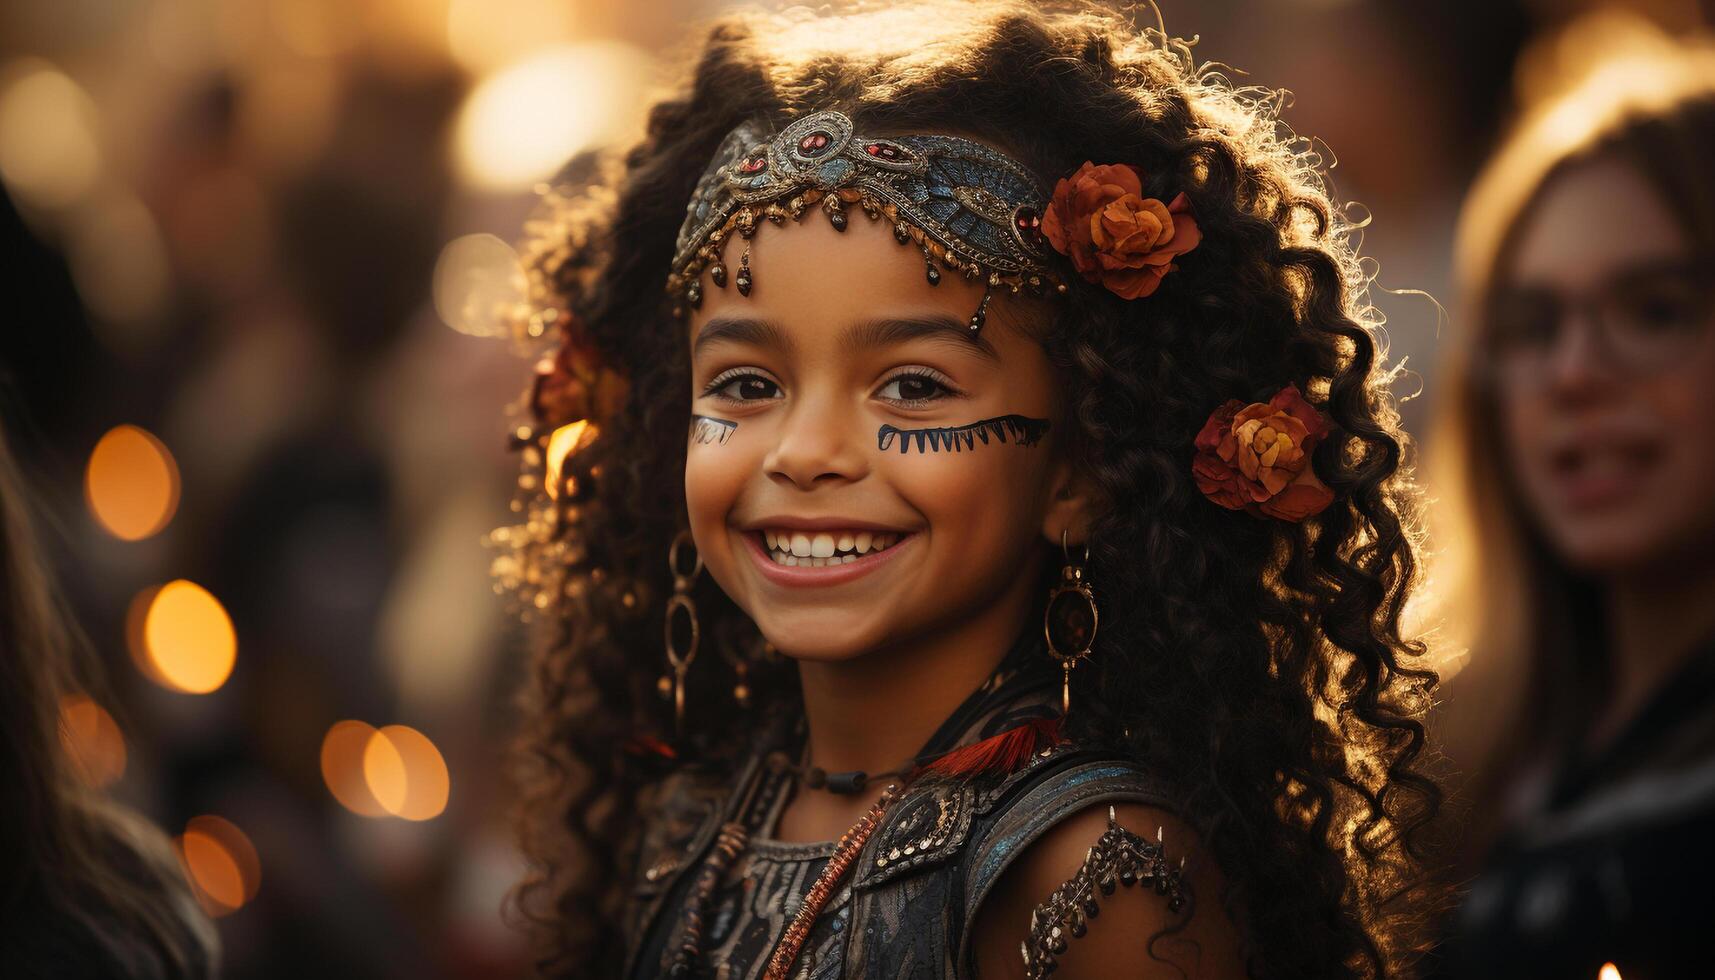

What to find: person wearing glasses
left=1428, top=17, right=1715, bottom=979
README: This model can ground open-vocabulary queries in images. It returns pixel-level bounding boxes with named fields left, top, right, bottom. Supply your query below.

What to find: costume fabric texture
left=622, top=629, right=1187, bottom=978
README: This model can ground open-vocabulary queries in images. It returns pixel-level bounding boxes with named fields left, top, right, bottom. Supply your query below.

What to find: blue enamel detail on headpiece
left=669, top=109, right=1063, bottom=295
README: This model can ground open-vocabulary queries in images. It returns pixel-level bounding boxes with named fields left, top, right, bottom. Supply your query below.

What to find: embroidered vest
left=621, top=638, right=1181, bottom=978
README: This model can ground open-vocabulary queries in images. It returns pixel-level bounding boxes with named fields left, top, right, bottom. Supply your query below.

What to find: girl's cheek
left=684, top=429, right=757, bottom=546
left=884, top=451, right=992, bottom=507
left=879, top=435, right=1052, bottom=542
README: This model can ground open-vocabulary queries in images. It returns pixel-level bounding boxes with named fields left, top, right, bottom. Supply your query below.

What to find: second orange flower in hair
left=1192, top=385, right=1335, bottom=522
left=530, top=311, right=630, bottom=427
left=1041, top=161, right=1201, bottom=300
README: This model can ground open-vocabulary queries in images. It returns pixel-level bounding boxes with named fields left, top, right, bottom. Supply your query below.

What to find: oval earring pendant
left=664, top=530, right=704, bottom=732
left=1044, top=532, right=1097, bottom=715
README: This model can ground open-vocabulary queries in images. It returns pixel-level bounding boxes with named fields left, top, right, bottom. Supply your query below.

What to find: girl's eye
left=876, top=370, right=957, bottom=407
left=704, top=372, right=782, bottom=402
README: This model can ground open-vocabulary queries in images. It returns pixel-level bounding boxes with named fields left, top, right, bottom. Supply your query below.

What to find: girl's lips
left=742, top=528, right=913, bottom=587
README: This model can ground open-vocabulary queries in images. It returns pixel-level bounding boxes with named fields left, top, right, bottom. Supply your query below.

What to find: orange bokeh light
left=140, top=580, right=237, bottom=694
left=175, top=815, right=260, bottom=917
left=361, top=724, right=408, bottom=814
left=373, top=725, right=450, bottom=821
left=321, top=720, right=387, bottom=817
left=324, top=721, right=451, bottom=821
left=59, top=693, right=126, bottom=788
left=85, top=425, right=180, bottom=541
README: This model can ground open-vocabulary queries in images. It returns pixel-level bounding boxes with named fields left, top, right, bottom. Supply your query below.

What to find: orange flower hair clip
left=529, top=311, right=629, bottom=428
left=1192, top=384, right=1335, bottom=522
left=1040, top=161, right=1201, bottom=300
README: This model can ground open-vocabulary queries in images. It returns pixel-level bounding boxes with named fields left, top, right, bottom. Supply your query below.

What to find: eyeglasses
left=1480, top=259, right=1715, bottom=386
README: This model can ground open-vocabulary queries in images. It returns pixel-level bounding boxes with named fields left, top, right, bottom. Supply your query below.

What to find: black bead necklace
left=762, top=750, right=915, bottom=795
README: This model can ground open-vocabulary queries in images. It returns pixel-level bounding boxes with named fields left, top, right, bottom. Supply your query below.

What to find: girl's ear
left=1040, top=458, right=1102, bottom=548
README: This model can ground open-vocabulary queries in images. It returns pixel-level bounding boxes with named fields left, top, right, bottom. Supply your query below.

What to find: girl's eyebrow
left=693, top=315, right=796, bottom=357
left=842, top=313, right=999, bottom=362
left=693, top=312, right=998, bottom=361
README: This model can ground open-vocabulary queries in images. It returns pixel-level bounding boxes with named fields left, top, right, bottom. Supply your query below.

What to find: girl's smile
left=739, top=523, right=916, bottom=587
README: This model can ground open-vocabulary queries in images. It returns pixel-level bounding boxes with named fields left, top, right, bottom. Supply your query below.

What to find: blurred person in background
left=0, top=419, right=218, bottom=978
left=1428, top=13, right=1715, bottom=979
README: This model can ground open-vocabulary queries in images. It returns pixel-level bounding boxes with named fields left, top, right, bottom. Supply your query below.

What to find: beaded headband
left=666, top=109, right=1068, bottom=333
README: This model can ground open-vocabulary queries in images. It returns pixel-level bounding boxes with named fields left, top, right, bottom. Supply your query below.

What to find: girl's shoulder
left=836, top=739, right=1225, bottom=977
left=948, top=745, right=1244, bottom=978
left=960, top=745, right=1192, bottom=967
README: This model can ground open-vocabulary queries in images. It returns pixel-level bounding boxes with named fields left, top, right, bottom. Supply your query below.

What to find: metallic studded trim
left=1020, top=806, right=1187, bottom=979
left=973, top=741, right=1086, bottom=815
left=622, top=795, right=721, bottom=979
left=620, top=750, right=767, bottom=980
left=853, top=734, right=1096, bottom=890
left=956, top=761, right=1181, bottom=974
left=853, top=780, right=979, bottom=888
left=640, top=852, right=682, bottom=885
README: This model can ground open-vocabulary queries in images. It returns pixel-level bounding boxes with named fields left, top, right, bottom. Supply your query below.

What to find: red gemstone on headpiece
left=740, top=156, right=767, bottom=174
left=865, top=143, right=899, bottom=159
left=799, top=132, right=832, bottom=154
left=1014, top=206, right=1042, bottom=245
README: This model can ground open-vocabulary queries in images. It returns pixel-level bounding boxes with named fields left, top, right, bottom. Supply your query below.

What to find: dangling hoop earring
left=661, top=530, right=703, bottom=732
left=1044, top=528, right=1098, bottom=716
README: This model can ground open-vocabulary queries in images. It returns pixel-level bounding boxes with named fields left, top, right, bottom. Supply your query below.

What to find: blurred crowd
left=2, top=0, right=1713, bottom=978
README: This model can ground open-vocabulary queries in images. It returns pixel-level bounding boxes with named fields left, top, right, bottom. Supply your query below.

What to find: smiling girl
left=497, top=3, right=1439, bottom=978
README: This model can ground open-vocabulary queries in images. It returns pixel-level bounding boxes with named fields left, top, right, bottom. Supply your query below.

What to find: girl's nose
left=763, top=395, right=868, bottom=490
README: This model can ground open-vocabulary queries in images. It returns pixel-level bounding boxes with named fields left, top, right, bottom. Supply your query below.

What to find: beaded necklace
left=662, top=761, right=904, bottom=978
left=658, top=628, right=1062, bottom=976
left=761, top=783, right=900, bottom=980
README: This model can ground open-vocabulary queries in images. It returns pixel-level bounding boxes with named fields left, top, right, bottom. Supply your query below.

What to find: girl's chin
left=753, top=616, right=891, bottom=663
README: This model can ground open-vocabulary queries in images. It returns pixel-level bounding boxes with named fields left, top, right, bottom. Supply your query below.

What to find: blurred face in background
left=1488, top=153, right=1715, bottom=576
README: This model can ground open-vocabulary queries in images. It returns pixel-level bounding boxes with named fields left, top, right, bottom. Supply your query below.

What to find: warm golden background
left=1, top=0, right=1708, bottom=976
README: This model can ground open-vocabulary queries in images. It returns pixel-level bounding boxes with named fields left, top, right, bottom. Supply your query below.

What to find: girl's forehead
left=688, top=212, right=1048, bottom=352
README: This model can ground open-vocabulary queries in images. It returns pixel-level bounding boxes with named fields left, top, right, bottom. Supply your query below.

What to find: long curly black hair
left=496, top=3, right=1441, bottom=977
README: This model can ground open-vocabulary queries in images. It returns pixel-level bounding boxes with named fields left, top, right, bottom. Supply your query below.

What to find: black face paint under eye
left=876, top=415, right=1050, bottom=454
left=690, top=415, right=737, bottom=445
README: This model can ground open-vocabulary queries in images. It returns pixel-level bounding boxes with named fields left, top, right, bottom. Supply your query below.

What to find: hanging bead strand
left=735, top=240, right=753, bottom=296
left=664, top=821, right=749, bottom=978
left=969, top=278, right=995, bottom=333
left=761, top=783, right=901, bottom=980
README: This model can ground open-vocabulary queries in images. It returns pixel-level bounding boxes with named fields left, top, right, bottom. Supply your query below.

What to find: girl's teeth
left=762, top=529, right=906, bottom=565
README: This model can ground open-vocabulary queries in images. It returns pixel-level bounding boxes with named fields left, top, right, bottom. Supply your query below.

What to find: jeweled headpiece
left=666, top=109, right=1067, bottom=333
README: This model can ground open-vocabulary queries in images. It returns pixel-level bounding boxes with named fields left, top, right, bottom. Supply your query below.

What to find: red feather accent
left=919, top=715, right=1064, bottom=778
left=622, top=734, right=678, bottom=759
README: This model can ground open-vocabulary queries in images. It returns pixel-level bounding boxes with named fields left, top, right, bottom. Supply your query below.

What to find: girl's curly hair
left=497, top=3, right=1442, bottom=977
